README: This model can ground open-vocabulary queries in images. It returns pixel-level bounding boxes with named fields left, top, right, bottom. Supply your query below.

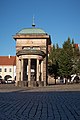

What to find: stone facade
left=13, top=27, right=51, bottom=87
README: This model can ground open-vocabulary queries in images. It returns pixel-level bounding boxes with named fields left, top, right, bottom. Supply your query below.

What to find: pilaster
left=41, top=60, right=43, bottom=81
left=37, top=59, right=39, bottom=81
left=28, top=59, right=31, bottom=82
left=21, top=59, right=23, bottom=81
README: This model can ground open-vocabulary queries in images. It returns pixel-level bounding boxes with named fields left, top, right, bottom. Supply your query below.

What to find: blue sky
left=0, top=0, right=80, bottom=55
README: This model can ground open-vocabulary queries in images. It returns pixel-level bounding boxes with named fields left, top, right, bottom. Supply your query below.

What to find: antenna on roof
left=32, top=16, right=35, bottom=27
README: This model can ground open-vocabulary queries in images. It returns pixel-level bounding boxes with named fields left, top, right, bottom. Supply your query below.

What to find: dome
left=17, top=28, right=46, bottom=34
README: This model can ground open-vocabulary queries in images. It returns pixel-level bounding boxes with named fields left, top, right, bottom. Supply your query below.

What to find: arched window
left=9, top=68, right=12, bottom=72
left=4, top=68, right=7, bottom=72
left=0, top=68, right=2, bottom=72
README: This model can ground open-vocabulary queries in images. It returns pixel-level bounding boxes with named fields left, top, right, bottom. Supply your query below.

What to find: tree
left=48, top=44, right=56, bottom=66
left=58, top=49, right=73, bottom=78
left=63, top=37, right=73, bottom=57
left=48, top=37, right=80, bottom=81
left=72, top=43, right=80, bottom=74
left=48, top=44, right=59, bottom=77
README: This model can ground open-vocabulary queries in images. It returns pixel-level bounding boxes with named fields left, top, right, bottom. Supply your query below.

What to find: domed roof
left=17, top=28, right=46, bottom=34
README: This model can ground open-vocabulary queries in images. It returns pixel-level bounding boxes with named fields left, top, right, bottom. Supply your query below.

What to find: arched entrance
left=0, top=76, right=2, bottom=79
left=4, top=75, right=12, bottom=80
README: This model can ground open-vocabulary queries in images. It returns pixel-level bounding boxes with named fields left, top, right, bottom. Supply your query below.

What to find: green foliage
left=48, top=44, right=60, bottom=77
left=48, top=37, right=80, bottom=78
left=57, top=49, right=73, bottom=77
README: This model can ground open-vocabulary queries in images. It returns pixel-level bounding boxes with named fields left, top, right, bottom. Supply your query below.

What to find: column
left=19, top=59, right=21, bottom=81
left=37, top=59, right=39, bottom=81
left=28, top=59, right=31, bottom=82
left=41, top=61, right=43, bottom=81
left=21, top=59, right=23, bottom=81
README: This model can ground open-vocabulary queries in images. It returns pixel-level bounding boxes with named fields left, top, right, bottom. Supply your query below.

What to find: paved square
left=0, top=85, right=80, bottom=120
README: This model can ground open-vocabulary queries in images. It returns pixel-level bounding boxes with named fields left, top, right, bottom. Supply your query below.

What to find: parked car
left=71, top=74, right=80, bottom=83
left=0, top=79, right=2, bottom=84
left=0, top=79, right=6, bottom=84
left=5, top=80, right=15, bottom=84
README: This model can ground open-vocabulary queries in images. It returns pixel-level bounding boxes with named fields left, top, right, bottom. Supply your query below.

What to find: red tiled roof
left=0, top=56, right=16, bottom=66
left=74, top=44, right=79, bottom=48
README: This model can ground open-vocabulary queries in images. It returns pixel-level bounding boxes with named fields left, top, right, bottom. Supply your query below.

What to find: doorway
left=31, top=59, right=37, bottom=81
left=23, top=59, right=28, bottom=80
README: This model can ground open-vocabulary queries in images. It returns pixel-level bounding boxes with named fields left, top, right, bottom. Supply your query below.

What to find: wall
left=0, top=65, right=16, bottom=80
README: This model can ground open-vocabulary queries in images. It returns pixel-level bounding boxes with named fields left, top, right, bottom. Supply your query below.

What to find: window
left=0, top=68, right=2, bottom=72
left=23, top=47, right=31, bottom=50
left=4, top=68, right=7, bottom=72
left=9, top=68, right=12, bottom=72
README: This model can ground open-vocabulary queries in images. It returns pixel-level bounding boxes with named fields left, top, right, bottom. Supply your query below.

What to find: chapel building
left=13, top=24, right=51, bottom=87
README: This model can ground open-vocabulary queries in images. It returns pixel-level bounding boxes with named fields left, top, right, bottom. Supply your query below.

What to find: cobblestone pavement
left=0, top=85, right=80, bottom=120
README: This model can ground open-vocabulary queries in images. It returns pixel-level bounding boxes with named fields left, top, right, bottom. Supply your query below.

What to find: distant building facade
left=0, top=56, right=16, bottom=81
left=74, top=44, right=80, bottom=50
left=13, top=25, right=51, bottom=87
